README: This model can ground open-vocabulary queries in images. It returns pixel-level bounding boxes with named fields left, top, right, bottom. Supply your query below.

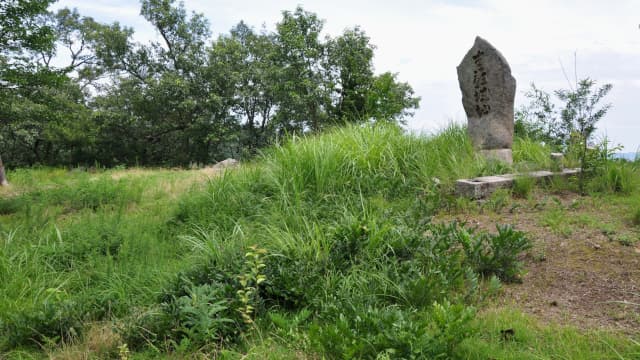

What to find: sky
left=53, top=0, right=640, bottom=152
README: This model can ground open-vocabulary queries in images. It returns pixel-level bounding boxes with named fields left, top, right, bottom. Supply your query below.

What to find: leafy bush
left=328, top=216, right=371, bottom=272
left=0, top=299, right=86, bottom=350
left=464, top=224, right=531, bottom=282
left=309, top=302, right=475, bottom=359
left=121, top=278, right=241, bottom=351
left=172, top=284, right=234, bottom=347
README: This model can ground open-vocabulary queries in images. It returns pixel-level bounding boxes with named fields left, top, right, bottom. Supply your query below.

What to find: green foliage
left=512, top=176, right=536, bottom=199
left=109, top=124, right=531, bottom=355
left=1, top=1, right=421, bottom=168
left=484, top=188, right=511, bottom=213
left=309, top=302, right=475, bottom=359
left=585, top=145, right=639, bottom=194
left=173, top=284, right=233, bottom=347
left=366, top=72, right=421, bottom=124
left=4, top=125, right=633, bottom=358
left=515, top=78, right=613, bottom=193
left=237, top=246, right=268, bottom=325
left=513, top=137, right=553, bottom=170
left=516, top=79, right=612, bottom=151
left=463, top=225, right=532, bottom=282
left=514, top=83, right=560, bottom=146
left=0, top=0, right=56, bottom=54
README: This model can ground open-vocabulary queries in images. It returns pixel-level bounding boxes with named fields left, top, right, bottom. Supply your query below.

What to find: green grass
left=461, top=309, right=640, bottom=359
left=1, top=124, right=638, bottom=359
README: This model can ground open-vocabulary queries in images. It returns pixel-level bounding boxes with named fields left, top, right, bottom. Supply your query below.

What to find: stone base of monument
left=480, top=149, right=512, bottom=164
left=455, top=168, right=580, bottom=199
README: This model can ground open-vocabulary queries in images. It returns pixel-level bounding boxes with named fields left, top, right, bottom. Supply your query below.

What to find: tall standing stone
left=457, top=36, right=516, bottom=163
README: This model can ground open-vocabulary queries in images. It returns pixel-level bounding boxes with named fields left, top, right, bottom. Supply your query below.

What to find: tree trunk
left=0, top=154, right=8, bottom=186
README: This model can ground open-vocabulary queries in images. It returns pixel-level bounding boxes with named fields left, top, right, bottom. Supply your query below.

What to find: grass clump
left=588, top=159, right=639, bottom=195
left=513, top=137, right=553, bottom=171
left=463, top=224, right=531, bottom=282
left=512, top=176, right=536, bottom=199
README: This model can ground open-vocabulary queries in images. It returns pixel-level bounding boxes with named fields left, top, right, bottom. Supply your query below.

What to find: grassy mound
left=1, top=124, right=638, bottom=359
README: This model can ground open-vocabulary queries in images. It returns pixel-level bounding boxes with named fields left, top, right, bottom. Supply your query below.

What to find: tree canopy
left=0, top=1, right=420, bottom=168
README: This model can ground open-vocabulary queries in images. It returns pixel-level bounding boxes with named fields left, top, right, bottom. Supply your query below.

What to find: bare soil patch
left=437, top=191, right=640, bottom=332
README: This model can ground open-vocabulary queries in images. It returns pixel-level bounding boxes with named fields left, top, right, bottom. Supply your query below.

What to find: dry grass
left=47, top=323, right=121, bottom=360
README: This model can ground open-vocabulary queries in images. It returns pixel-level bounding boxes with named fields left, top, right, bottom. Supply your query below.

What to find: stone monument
left=457, top=36, right=516, bottom=163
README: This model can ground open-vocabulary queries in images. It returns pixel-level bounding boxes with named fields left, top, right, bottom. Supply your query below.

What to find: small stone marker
left=212, top=158, right=239, bottom=169
left=457, top=36, right=516, bottom=163
left=550, top=152, right=564, bottom=171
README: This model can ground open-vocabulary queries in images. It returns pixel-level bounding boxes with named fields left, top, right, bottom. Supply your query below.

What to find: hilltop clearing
left=1, top=125, right=639, bottom=359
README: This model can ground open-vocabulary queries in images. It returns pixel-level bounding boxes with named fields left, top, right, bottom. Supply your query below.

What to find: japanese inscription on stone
left=457, top=36, right=516, bottom=163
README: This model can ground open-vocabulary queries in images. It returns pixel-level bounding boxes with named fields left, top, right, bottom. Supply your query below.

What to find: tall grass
left=1, top=124, right=637, bottom=358
left=512, top=137, right=553, bottom=170
left=0, top=168, right=196, bottom=350
left=146, top=124, right=534, bottom=356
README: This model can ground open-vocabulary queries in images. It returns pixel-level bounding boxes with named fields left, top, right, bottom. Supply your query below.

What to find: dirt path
left=437, top=192, right=640, bottom=332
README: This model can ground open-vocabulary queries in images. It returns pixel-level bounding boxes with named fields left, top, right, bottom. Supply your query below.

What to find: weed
left=484, top=188, right=511, bottom=213
left=237, top=246, right=268, bottom=325
left=632, top=206, right=640, bottom=227
left=513, top=176, right=536, bottom=199
left=540, top=208, right=573, bottom=238
left=464, top=224, right=532, bottom=282
left=617, top=234, right=635, bottom=247
left=174, top=284, right=234, bottom=347
left=588, top=159, right=639, bottom=194
left=601, top=225, right=617, bottom=241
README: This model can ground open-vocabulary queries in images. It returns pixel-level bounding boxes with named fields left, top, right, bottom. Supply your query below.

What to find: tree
left=514, top=83, right=560, bottom=146
left=0, top=0, right=57, bottom=185
left=274, top=7, right=329, bottom=133
left=556, top=78, right=612, bottom=192
left=327, top=27, right=375, bottom=123
left=91, top=0, right=238, bottom=165
left=1, top=5, right=118, bottom=169
left=515, top=78, right=612, bottom=193
left=0, top=0, right=55, bottom=53
left=211, top=22, right=278, bottom=152
left=365, top=72, right=420, bottom=124
left=1, top=2, right=421, bottom=170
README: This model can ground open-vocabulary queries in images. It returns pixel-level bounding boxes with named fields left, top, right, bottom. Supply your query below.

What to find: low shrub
left=464, top=224, right=531, bottom=282
left=121, top=277, right=242, bottom=351
left=309, top=301, right=475, bottom=359
left=0, top=299, right=86, bottom=350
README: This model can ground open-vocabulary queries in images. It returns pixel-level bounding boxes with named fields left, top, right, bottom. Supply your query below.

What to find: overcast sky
left=53, top=0, right=640, bottom=151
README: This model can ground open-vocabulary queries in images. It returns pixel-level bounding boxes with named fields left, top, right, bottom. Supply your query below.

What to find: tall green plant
left=556, top=79, right=612, bottom=192
left=516, top=78, right=612, bottom=193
